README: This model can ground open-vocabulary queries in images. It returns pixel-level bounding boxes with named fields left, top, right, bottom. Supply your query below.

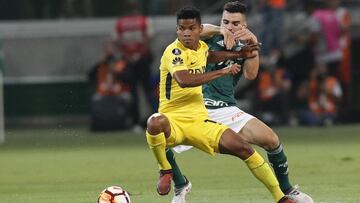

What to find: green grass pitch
left=1, top=125, right=360, bottom=203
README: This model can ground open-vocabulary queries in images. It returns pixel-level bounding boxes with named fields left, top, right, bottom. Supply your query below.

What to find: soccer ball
left=98, top=186, right=131, bottom=203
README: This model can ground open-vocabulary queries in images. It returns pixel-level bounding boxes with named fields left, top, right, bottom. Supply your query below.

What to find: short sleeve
left=201, top=41, right=209, bottom=57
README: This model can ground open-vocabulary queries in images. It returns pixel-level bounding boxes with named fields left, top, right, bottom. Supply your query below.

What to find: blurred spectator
left=90, top=41, right=129, bottom=96
left=336, top=3, right=352, bottom=108
left=256, top=58, right=292, bottom=125
left=283, top=1, right=319, bottom=110
left=88, top=40, right=133, bottom=131
left=312, top=0, right=352, bottom=122
left=297, top=68, right=343, bottom=126
left=259, top=0, right=286, bottom=63
left=312, top=0, right=343, bottom=77
left=114, top=0, right=157, bottom=130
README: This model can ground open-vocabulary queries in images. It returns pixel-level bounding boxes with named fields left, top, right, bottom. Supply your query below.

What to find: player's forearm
left=243, top=54, right=259, bottom=80
left=174, top=69, right=226, bottom=88
left=207, top=51, right=243, bottom=63
left=200, top=24, right=221, bottom=37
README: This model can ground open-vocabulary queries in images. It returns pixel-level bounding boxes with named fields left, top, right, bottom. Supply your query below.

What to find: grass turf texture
left=0, top=125, right=360, bottom=203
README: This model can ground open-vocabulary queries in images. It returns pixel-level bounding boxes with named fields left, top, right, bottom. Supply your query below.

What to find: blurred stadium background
left=0, top=0, right=360, bottom=128
left=0, top=0, right=360, bottom=202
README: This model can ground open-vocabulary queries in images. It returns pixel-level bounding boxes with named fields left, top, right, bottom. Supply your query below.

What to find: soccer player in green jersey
left=167, top=2, right=313, bottom=203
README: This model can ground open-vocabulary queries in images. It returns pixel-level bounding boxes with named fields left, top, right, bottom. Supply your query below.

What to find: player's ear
left=176, top=25, right=181, bottom=35
left=199, top=23, right=203, bottom=33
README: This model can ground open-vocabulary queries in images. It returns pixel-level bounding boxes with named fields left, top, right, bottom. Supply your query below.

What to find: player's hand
left=242, top=42, right=261, bottom=52
left=233, top=27, right=258, bottom=45
left=237, top=43, right=261, bottom=59
left=222, top=64, right=241, bottom=75
left=220, top=27, right=235, bottom=50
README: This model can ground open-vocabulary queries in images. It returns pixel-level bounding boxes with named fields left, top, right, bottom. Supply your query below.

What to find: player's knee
left=235, top=143, right=254, bottom=159
left=219, top=129, right=254, bottom=159
left=263, top=130, right=280, bottom=151
left=222, top=140, right=254, bottom=160
left=146, top=113, right=165, bottom=135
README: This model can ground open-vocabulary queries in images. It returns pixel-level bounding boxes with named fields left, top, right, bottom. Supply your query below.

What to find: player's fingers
left=234, top=30, right=251, bottom=39
left=234, top=31, right=250, bottom=38
left=233, top=30, right=247, bottom=41
left=223, top=33, right=229, bottom=50
left=231, top=64, right=241, bottom=69
left=222, top=28, right=235, bottom=50
left=222, top=66, right=232, bottom=75
left=231, top=69, right=240, bottom=75
left=248, top=43, right=261, bottom=51
left=243, top=43, right=260, bottom=51
left=231, top=64, right=241, bottom=73
left=229, top=69, right=236, bottom=75
left=225, top=35, right=235, bottom=50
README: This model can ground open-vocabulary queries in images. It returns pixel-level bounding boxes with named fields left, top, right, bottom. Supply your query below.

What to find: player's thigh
left=239, top=118, right=280, bottom=150
left=161, top=114, right=185, bottom=147
left=185, top=119, right=228, bottom=155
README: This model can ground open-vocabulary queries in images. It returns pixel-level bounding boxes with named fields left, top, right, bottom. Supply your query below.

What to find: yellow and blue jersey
left=158, top=39, right=209, bottom=118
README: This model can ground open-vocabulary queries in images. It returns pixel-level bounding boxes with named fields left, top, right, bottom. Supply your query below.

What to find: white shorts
left=172, top=106, right=255, bottom=153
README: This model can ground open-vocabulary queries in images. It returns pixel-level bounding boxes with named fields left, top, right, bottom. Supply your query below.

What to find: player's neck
left=184, top=41, right=199, bottom=51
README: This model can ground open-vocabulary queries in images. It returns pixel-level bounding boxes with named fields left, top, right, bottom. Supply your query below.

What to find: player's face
left=221, top=11, right=246, bottom=33
left=176, top=19, right=203, bottom=49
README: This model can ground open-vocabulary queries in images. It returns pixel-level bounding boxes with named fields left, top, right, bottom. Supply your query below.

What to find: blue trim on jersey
left=165, top=73, right=172, bottom=100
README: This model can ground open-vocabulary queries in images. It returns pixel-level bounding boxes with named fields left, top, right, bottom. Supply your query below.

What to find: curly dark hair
left=176, top=6, right=201, bottom=24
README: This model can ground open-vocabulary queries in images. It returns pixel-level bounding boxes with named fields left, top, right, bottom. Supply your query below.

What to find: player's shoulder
left=204, top=34, right=224, bottom=43
left=162, top=39, right=186, bottom=57
left=199, top=40, right=209, bottom=50
left=204, top=34, right=225, bottom=49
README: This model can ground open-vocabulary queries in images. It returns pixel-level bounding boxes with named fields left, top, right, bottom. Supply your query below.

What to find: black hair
left=176, top=6, right=201, bottom=24
left=223, top=1, right=247, bottom=14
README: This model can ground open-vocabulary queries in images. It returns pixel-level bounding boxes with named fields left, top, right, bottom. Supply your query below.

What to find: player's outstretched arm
left=207, top=43, right=260, bottom=63
left=173, top=64, right=241, bottom=88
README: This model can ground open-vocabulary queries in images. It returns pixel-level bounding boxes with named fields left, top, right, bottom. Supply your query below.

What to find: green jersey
left=203, top=35, right=245, bottom=109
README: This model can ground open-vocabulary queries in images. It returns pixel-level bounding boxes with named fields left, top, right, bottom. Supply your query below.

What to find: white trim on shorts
left=172, top=106, right=255, bottom=153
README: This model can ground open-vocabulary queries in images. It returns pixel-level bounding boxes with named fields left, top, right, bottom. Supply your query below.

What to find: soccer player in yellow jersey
left=145, top=6, right=295, bottom=203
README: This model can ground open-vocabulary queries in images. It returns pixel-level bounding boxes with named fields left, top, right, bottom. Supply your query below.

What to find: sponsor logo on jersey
left=172, top=57, right=184, bottom=65
left=217, top=40, right=224, bottom=47
left=234, top=41, right=245, bottom=51
left=204, top=98, right=229, bottom=107
left=188, top=66, right=205, bottom=74
left=172, top=48, right=182, bottom=55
